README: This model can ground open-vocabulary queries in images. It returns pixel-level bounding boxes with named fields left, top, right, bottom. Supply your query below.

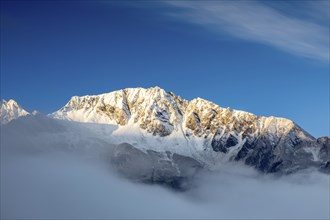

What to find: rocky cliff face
left=51, top=87, right=329, bottom=173
left=51, top=87, right=188, bottom=136
left=110, top=143, right=202, bottom=189
left=317, top=137, right=330, bottom=172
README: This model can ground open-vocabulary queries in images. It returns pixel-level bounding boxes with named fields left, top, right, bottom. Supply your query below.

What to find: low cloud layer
left=1, top=116, right=329, bottom=219
left=2, top=148, right=329, bottom=219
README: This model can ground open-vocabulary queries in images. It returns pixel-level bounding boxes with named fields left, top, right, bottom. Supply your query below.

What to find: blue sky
left=1, top=0, right=329, bottom=137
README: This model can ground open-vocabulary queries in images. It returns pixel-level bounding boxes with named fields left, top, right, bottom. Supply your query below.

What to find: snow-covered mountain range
left=49, top=87, right=329, bottom=173
left=1, top=87, right=329, bottom=184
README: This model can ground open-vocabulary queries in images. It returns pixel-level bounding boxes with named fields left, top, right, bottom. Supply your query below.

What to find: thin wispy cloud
left=164, top=1, right=329, bottom=61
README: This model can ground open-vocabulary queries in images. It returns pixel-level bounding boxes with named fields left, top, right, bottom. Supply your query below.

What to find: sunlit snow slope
left=50, top=87, right=330, bottom=173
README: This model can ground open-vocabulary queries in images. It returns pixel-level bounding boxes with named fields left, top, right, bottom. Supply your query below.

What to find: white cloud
left=2, top=153, right=329, bottom=219
left=1, top=116, right=329, bottom=219
left=164, top=1, right=329, bottom=61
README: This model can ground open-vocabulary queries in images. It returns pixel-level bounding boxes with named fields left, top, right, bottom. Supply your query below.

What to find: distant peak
left=191, top=97, right=206, bottom=102
left=123, top=86, right=167, bottom=93
left=2, top=99, right=19, bottom=107
left=0, top=99, right=29, bottom=125
left=190, top=97, right=217, bottom=106
left=8, top=99, right=17, bottom=103
left=147, top=86, right=168, bottom=94
left=32, top=110, right=41, bottom=115
left=7, top=99, right=19, bottom=106
left=149, top=86, right=165, bottom=91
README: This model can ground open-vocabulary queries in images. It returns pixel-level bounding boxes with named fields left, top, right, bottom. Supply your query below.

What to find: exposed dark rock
left=244, top=136, right=279, bottom=173
left=211, top=132, right=238, bottom=153
left=317, top=137, right=330, bottom=173
left=226, top=134, right=238, bottom=147
left=269, top=160, right=283, bottom=173
left=110, top=143, right=203, bottom=190
left=110, top=143, right=153, bottom=181
left=235, top=138, right=255, bottom=161
left=318, top=137, right=330, bottom=161
left=235, top=146, right=248, bottom=161
left=211, top=138, right=226, bottom=153
left=319, top=161, right=330, bottom=174
left=172, top=153, right=203, bottom=176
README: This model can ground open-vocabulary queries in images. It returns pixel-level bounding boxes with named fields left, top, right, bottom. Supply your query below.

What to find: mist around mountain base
left=1, top=115, right=329, bottom=219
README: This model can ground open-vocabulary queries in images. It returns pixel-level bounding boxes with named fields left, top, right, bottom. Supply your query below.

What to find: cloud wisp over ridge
left=164, top=1, right=329, bottom=62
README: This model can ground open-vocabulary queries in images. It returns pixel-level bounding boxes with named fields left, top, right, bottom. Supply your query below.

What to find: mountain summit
left=51, top=87, right=329, bottom=173
left=0, top=99, right=29, bottom=125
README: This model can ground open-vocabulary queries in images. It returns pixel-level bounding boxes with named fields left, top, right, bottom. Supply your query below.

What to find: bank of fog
left=1, top=150, right=329, bottom=219
left=1, top=117, right=329, bottom=219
